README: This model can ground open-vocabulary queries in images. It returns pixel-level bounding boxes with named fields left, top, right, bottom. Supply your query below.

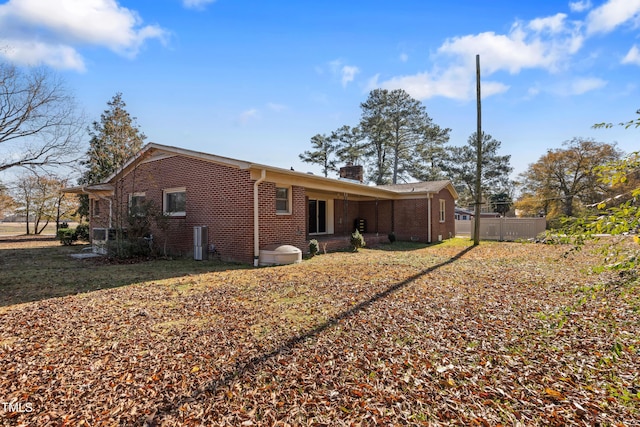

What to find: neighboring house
left=454, top=207, right=501, bottom=220
left=65, top=143, right=458, bottom=265
left=454, top=207, right=473, bottom=221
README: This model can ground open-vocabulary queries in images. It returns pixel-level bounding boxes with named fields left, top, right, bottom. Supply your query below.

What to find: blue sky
left=0, top=0, right=639, bottom=182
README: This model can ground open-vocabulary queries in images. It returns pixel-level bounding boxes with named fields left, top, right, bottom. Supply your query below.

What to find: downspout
left=253, top=169, right=266, bottom=267
left=108, top=199, right=113, bottom=229
left=427, top=194, right=432, bottom=243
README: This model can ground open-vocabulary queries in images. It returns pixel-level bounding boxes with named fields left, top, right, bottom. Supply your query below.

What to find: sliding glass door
left=308, top=199, right=327, bottom=234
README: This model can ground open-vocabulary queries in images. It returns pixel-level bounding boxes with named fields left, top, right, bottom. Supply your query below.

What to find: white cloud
left=238, top=108, right=260, bottom=125
left=373, top=11, right=587, bottom=101
left=267, top=102, right=287, bottom=112
left=341, top=65, right=359, bottom=87
left=182, top=0, right=216, bottom=10
left=438, top=16, right=583, bottom=75
left=327, top=60, right=360, bottom=87
left=529, top=13, right=569, bottom=33
left=527, top=86, right=541, bottom=98
left=570, top=76, right=607, bottom=94
left=373, top=66, right=509, bottom=101
left=569, top=1, right=592, bottom=13
left=0, top=39, right=86, bottom=71
left=399, top=53, right=409, bottom=62
left=0, top=0, right=167, bottom=70
left=585, top=0, right=640, bottom=34
left=548, top=76, right=607, bottom=95
left=622, top=45, right=640, bottom=65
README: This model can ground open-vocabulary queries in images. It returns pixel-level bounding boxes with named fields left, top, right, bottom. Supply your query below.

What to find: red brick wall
left=332, top=197, right=361, bottom=236
left=91, top=154, right=458, bottom=260
left=257, top=181, right=307, bottom=253
left=94, top=156, right=307, bottom=263
left=89, top=198, right=109, bottom=231
left=394, top=198, right=430, bottom=242
left=329, top=194, right=455, bottom=243
left=431, top=189, right=456, bottom=241
left=357, top=200, right=392, bottom=235
left=390, top=191, right=456, bottom=243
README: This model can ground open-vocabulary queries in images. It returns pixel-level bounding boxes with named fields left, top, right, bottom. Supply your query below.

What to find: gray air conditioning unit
left=193, top=226, right=208, bottom=261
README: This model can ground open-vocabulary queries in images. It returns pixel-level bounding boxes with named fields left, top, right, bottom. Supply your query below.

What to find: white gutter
left=253, top=169, right=266, bottom=266
left=428, top=194, right=432, bottom=243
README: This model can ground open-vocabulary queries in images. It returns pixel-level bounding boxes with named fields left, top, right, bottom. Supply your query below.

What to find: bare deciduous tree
left=0, top=181, right=15, bottom=219
left=0, top=61, right=84, bottom=173
left=12, top=173, right=75, bottom=234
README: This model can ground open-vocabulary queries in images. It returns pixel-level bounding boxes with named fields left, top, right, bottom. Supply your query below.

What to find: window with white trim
left=129, top=192, right=146, bottom=216
left=163, top=187, right=186, bottom=216
left=275, top=186, right=291, bottom=214
left=439, top=199, right=446, bottom=222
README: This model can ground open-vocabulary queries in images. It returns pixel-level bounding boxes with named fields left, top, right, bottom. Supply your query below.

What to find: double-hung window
left=163, top=187, right=186, bottom=216
left=439, top=199, right=446, bottom=222
left=91, top=199, right=100, bottom=217
left=275, top=186, right=291, bottom=214
left=129, top=192, right=146, bottom=216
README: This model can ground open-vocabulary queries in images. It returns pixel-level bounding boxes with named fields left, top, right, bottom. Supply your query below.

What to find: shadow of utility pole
left=155, top=244, right=476, bottom=420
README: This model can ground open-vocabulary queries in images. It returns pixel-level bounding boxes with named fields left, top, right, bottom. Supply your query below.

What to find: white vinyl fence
left=455, top=217, right=546, bottom=241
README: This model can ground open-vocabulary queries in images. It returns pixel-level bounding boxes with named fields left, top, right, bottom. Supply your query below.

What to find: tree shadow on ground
left=153, top=244, right=476, bottom=421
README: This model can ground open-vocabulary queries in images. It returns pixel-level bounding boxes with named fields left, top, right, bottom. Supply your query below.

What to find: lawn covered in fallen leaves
left=1, top=239, right=638, bottom=426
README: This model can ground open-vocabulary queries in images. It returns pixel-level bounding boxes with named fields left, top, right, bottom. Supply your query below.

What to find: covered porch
left=307, top=233, right=390, bottom=253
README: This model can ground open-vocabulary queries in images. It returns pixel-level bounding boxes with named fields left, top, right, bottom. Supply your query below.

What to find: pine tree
left=359, top=88, right=439, bottom=184
left=299, top=134, right=337, bottom=177
left=441, top=132, right=513, bottom=207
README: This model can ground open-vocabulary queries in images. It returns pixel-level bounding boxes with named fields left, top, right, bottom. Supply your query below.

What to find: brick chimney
left=339, top=163, right=364, bottom=183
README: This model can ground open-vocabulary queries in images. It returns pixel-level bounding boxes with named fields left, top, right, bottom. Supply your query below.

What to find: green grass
left=0, top=239, right=248, bottom=307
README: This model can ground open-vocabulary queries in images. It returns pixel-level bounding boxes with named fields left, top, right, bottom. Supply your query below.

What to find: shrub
left=75, top=223, right=90, bottom=241
left=101, top=228, right=149, bottom=258
left=60, top=222, right=69, bottom=229
left=309, top=239, right=319, bottom=256
left=388, top=232, right=396, bottom=243
left=57, top=228, right=77, bottom=246
left=351, top=229, right=366, bottom=252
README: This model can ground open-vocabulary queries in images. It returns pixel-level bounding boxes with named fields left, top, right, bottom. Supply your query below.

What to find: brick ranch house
left=66, top=143, right=457, bottom=265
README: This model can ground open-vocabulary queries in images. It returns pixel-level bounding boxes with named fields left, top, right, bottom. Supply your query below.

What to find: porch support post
left=375, top=198, right=379, bottom=235
left=253, top=169, right=266, bottom=266
left=343, top=193, right=348, bottom=235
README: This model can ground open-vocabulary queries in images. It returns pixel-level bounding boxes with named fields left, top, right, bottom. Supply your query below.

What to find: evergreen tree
left=298, top=134, right=338, bottom=177
left=489, top=191, right=513, bottom=216
left=360, top=88, right=433, bottom=184
left=441, top=132, right=513, bottom=206
left=407, top=124, right=451, bottom=182
left=300, top=89, right=447, bottom=184
left=78, top=93, right=146, bottom=218
left=332, top=125, right=365, bottom=166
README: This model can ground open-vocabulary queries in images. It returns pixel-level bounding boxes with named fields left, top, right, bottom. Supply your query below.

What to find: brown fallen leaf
left=544, top=387, right=566, bottom=401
